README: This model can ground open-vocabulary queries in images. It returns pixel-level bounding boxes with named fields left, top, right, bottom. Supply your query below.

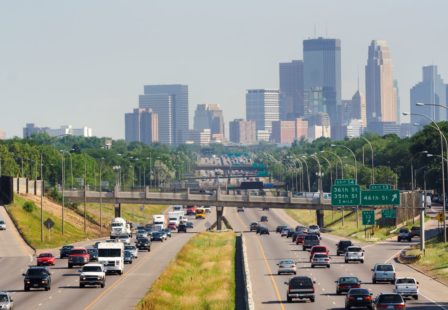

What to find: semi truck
left=152, top=214, right=167, bottom=231
left=110, top=217, right=131, bottom=239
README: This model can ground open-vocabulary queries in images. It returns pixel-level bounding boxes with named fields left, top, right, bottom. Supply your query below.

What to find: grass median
left=137, top=231, right=236, bottom=310
left=413, top=237, right=448, bottom=285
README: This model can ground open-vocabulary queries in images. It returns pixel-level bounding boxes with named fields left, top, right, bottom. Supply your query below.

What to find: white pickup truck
left=394, top=277, right=419, bottom=300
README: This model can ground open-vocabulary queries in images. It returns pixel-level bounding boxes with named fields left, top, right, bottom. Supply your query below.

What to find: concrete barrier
left=241, top=234, right=254, bottom=310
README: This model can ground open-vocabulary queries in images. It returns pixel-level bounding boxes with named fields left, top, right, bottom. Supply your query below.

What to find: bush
left=23, top=201, right=36, bottom=213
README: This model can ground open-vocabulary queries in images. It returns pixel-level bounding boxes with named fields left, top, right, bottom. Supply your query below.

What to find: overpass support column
left=216, top=206, right=224, bottom=230
left=316, top=209, right=324, bottom=228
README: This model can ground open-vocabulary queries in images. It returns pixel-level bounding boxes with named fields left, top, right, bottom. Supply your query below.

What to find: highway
left=226, top=207, right=448, bottom=310
left=0, top=205, right=215, bottom=310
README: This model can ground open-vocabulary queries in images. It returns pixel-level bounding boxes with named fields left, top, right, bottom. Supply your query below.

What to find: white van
left=97, top=242, right=124, bottom=275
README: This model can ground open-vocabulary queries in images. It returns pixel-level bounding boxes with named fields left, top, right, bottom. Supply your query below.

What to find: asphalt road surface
left=226, top=207, right=448, bottom=310
left=0, top=205, right=215, bottom=310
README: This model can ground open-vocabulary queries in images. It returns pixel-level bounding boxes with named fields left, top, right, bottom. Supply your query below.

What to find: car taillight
left=364, top=296, right=372, bottom=301
left=395, top=305, right=405, bottom=309
left=348, top=296, right=355, bottom=301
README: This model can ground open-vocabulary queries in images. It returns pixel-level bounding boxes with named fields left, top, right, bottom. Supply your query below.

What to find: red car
left=186, top=206, right=196, bottom=216
left=168, top=223, right=177, bottom=230
left=295, top=233, right=307, bottom=245
left=309, top=245, right=329, bottom=261
left=37, top=253, right=56, bottom=266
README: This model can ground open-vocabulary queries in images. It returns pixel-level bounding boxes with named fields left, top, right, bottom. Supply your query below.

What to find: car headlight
left=81, top=276, right=86, bottom=280
left=41, top=280, right=47, bottom=283
left=97, top=276, right=102, bottom=280
left=26, top=280, right=30, bottom=283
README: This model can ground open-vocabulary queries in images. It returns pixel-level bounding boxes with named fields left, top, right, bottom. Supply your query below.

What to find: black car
left=295, top=225, right=306, bottom=232
left=136, top=237, right=151, bottom=251
left=178, top=224, right=187, bottom=233
left=335, top=276, right=361, bottom=295
left=23, top=266, right=51, bottom=291
left=59, top=245, right=74, bottom=259
left=287, top=229, right=295, bottom=238
left=374, top=293, right=405, bottom=309
left=276, top=225, right=288, bottom=233
left=259, top=227, right=270, bottom=235
left=87, top=248, right=98, bottom=261
left=186, top=221, right=194, bottom=229
left=250, top=222, right=258, bottom=232
left=336, top=240, right=353, bottom=256
left=151, top=231, right=165, bottom=242
left=285, top=276, right=315, bottom=303
left=162, top=228, right=172, bottom=238
left=260, top=216, right=268, bottom=222
left=345, top=288, right=373, bottom=309
left=124, top=250, right=133, bottom=264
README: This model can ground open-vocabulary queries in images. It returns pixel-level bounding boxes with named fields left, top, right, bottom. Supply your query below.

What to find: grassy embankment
left=7, top=196, right=99, bottom=249
left=137, top=232, right=236, bottom=310
left=285, top=209, right=424, bottom=242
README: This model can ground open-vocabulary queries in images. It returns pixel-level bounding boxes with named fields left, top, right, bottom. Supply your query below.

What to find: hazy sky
left=1, top=0, right=447, bottom=139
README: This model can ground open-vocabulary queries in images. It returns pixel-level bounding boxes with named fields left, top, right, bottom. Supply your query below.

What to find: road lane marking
left=419, top=292, right=448, bottom=310
left=255, top=237, right=285, bottom=310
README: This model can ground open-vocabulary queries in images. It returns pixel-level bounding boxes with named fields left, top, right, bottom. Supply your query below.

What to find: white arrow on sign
left=392, top=194, right=398, bottom=202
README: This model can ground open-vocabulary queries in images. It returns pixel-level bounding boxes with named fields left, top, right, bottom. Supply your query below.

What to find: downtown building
left=365, top=40, right=399, bottom=135
left=139, top=84, right=188, bottom=145
left=193, top=103, right=225, bottom=143
left=23, top=123, right=93, bottom=138
left=245, top=89, right=280, bottom=139
left=279, top=60, right=304, bottom=120
left=124, top=108, right=158, bottom=144
left=410, top=65, right=447, bottom=134
left=303, top=37, right=342, bottom=139
left=229, top=119, right=257, bottom=145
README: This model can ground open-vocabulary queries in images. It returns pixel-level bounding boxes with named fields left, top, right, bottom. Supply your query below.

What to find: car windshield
left=98, top=249, right=121, bottom=257
left=396, top=278, right=415, bottom=284
left=313, top=247, right=326, bottom=252
left=339, top=241, right=351, bottom=246
left=349, top=288, right=369, bottom=295
left=376, top=264, right=393, bottom=271
left=378, top=294, right=403, bottom=303
left=313, top=254, right=327, bottom=258
left=400, top=228, right=409, bottom=233
left=340, top=277, right=359, bottom=284
left=152, top=232, right=161, bottom=236
left=309, top=225, right=318, bottom=229
left=88, top=249, right=98, bottom=254
left=70, top=249, right=87, bottom=255
left=290, top=277, right=312, bottom=287
left=27, top=268, right=47, bottom=276
left=348, top=247, right=362, bottom=252
left=125, top=246, right=135, bottom=250
left=125, top=251, right=132, bottom=257
left=305, top=235, right=318, bottom=240
left=63, top=246, right=73, bottom=250
left=38, top=253, right=52, bottom=257
left=0, top=221, right=4, bottom=225
left=82, top=266, right=102, bottom=272
left=111, top=223, right=123, bottom=227
left=0, top=294, right=8, bottom=302
left=280, top=260, right=294, bottom=265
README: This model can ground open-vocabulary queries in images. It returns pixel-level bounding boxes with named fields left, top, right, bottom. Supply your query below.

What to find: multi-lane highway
left=226, top=207, right=448, bottom=310
left=0, top=206, right=214, bottom=310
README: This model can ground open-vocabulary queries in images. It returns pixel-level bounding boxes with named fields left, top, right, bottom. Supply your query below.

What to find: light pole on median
left=359, top=136, right=375, bottom=184
left=59, top=151, right=65, bottom=235
left=331, top=144, right=357, bottom=183
left=322, top=150, right=344, bottom=179
left=297, top=157, right=311, bottom=193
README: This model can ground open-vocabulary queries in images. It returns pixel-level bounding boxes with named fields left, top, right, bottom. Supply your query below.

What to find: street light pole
left=297, top=157, right=310, bottom=193
left=332, top=144, right=357, bottom=183
left=99, top=157, right=104, bottom=233
left=40, top=153, right=44, bottom=242
left=60, top=152, right=65, bottom=235
left=360, top=136, right=375, bottom=184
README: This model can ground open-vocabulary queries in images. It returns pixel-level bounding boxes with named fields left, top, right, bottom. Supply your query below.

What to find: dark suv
left=178, top=223, right=187, bottom=233
left=336, top=240, right=353, bottom=256
left=136, top=237, right=151, bottom=251
left=285, top=276, right=315, bottom=303
left=303, top=234, right=320, bottom=251
left=250, top=222, right=258, bottom=232
left=23, top=266, right=51, bottom=291
left=59, top=245, right=74, bottom=259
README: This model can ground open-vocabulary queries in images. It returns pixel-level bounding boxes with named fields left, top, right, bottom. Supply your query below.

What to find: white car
left=308, top=225, right=320, bottom=235
left=0, top=219, right=6, bottom=230
left=344, top=246, right=365, bottom=263
left=124, top=245, right=138, bottom=259
left=276, top=259, right=297, bottom=275
left=311, top=253, right=331, bottom=268
left=117, top=235, right=131, bottom=245
left=0, top=292, right=13, bottom=309
left=79, top=263, right=106, bottom=288
left=394, top=277, right=419, bottom=300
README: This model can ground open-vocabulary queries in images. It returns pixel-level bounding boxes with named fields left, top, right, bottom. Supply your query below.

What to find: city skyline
left=1, top=1, right=447, bottom=139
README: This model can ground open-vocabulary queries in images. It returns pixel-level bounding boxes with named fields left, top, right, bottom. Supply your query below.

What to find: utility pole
left=40, top=153, right=44, bottom=242
left=84, top=158, right=87, bottom=233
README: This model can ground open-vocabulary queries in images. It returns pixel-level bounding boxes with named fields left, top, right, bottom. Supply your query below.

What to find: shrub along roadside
left=137, top=232, right=236, bottom=310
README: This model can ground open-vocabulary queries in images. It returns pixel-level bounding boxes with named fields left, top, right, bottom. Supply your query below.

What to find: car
left=345, top=288, right=373, bottom=309
left=280, top=228, right=290, bottom=237
left=186, top=206, right=196, bottom=215
left=276, top=225, right=288, bottom=233
left=397, top=227, right=412, bottom=242
left=372, top=263, right=396, bottom=284
left=203, top=206, right=211, bottom=213
left=277, top=259, right=297, bottom=275
left=79, top=263, right=106, bottom=288
left=303, top=234, right=320, bottom=251
left=309, top=246, right=329, bottom=261
left=124, top=245, right=138, bottom=258
left=0, top=219, right=6, bottom=230
left=178, top=223, right=187, bottom=233
left=68, top=248, right=90, bottom=268
left=287, top=229, right=295, bottom=238
left=37, top=253, right=56, bottom=266
left=87, top=247, right=98, bottom=262
left=162, top=228, right=172, bottom=238
left=117, top=235, right=131, bottom=244
left=168, top=223, right=177, bottom=230
left=124, top=250, right=134, bottom=264
left=262, top=206, right=270, bottom=211
left=285, top=276, right=315, bottom=303
left=250, top=222, right=258, bottom=232
left=410, top=226, right=421, bottom=238
left=59, top=245, right=74, bottom=259
left=394, top=277, right=419, bottom=300
left=260, top=216, right=268, bottom=222
left=136, top=229, right=148, bottom=239
left=259, top=227, right=270, bottom=235
left=335, top=276, right=361, bottom=295
left=0, top=291, right=14, bottom=309
left=373, top=293, right=406, bottom=309
left=336, top=240, right=353, bottom=256
left=186, top=221, right=194, bottom=228
left=136, top=237, right=151, bottom=251
left=344, top=246, right=365, bottom=263
left=311, top=253, right=331, bottom=268
left=295, top=225, right=306, bottom=232
left=237, top=206, right=244, bottom=212
left=295, top=232, right=307, bottom=245
left=23, top=266, right=51, bottom=291
left=151, top=231, right=165, bottom=242
left=308, top=224, right=320, bottom=235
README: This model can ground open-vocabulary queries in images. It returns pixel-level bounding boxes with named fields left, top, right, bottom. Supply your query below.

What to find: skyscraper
left=303, top=37, right=342, bottom=139
left=139, top=94, right=173, bottom=144
left=125, top=108, right=158, bottom=144
left=229, top=119, right=256, bottom=145
left=246, top=89, right=279, bottom=134
left=279, top=60, right=304, bottom=120
left=193, top=104, right=225, bottom=138
left=142, top=84, right=188, bottom=145
left=411, top=65, right=447, bottom=131
left=351, top=90, right=367, bottom=128
left=365, top=40, right=397, bottom=133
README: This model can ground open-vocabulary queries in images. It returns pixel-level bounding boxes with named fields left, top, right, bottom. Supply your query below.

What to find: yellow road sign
left=436, top=212, right=444, bottom=222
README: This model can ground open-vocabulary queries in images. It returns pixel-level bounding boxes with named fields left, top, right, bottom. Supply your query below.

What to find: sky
left=1, top=0, right=447, bottom=139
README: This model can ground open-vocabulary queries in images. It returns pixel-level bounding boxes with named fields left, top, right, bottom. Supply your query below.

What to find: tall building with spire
left=365, top=40, right=397, bottom=134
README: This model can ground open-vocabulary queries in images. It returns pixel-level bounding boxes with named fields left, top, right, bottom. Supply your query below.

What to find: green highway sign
left=381, top=209, right=397, bottom=219
left=335, top=179, right=357, bottom=185
left=331, top=184, right=361, bottom=206
left=362, top=210, right=375, bottom=225
left=361, top=190, right=400, bottom=206
left=369, top=184, right=392, bottom=190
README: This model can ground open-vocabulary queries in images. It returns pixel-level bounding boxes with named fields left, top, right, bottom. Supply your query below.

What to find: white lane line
left=385, top=249, right=402, bottom=263
left=420, top=292, right=448, bottom=310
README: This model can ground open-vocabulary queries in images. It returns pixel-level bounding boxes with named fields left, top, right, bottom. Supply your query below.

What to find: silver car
left=277, top=259, right=297, bottom=275
left=344, top=246, right=365, bottom=263
left=117, top=235, right=131, bottom=245
left=372, top=263, right=396, bottom=284
left=0, top=292, right=14, bottom=309
left=124, top=245, right=138, bottom=259
left=0, top=219, right=6, bottom=230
